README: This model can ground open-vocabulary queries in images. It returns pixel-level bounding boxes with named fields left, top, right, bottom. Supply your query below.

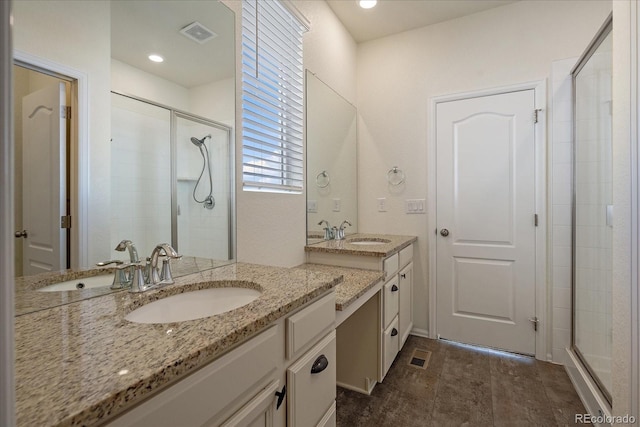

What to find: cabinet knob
left=391, top=328, right=398, bottom=337
left=310, top=354, right=329, bottom=374
left=391, top=284, right=398, bottom=292
left=440, top=228, right=450, bottom=237
left=275, top=385, right=286, bottom=410
left=400, top=273, right=406, bottom=279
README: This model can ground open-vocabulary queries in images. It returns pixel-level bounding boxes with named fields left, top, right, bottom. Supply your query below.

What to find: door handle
left=15, top=230, right=28, bottom=239
left=275, top=385, right=286, bottom=410
left=391, top=284, right=398, bottom=292
left=391, top=328, right=398, bottom=337
left=310, top=354, right=329, bottom=374
left=440, top=228, right=449, bottom=237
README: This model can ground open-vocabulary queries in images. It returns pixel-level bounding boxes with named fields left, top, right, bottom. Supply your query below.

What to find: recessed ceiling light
left=359, top=0, right=377, bottom=9
left=148, top=54, right=164, bottom=63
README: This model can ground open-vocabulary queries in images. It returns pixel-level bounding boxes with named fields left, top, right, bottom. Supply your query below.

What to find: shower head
left=190, top=134, right=211, bottom=147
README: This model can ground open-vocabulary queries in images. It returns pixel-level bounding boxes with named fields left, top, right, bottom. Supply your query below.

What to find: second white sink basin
left=348, top=238, right=391, bottom=246
left=125, top=287, right=262, bottom=324
left=38, top=274, right=113, bottom=292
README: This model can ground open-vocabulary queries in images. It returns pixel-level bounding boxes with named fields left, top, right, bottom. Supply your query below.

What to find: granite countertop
left=15, top=256, right=234, bottom=316
left=295, top=264, right=384, bottom=311
left=304, top=233, right=417, bottom=257
left=15, top=262, right=342, bottom=427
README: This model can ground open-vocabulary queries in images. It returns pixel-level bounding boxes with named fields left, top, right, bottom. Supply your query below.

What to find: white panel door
left=436, top=90, right=536, bottom=355
left=22, top=82, right=67, bottom=275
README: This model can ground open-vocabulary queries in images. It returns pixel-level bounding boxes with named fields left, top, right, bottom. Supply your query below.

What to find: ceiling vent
left=180, top=22, right=218, bottom=44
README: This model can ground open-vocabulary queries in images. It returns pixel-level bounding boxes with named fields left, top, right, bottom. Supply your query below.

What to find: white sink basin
left=125, top=287, right=262, bottom=324
left=348, top=238, right=391, bottom=246
left=38, top=274, right=113, bottom=292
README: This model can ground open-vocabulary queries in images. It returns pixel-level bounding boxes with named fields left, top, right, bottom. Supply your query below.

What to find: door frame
left=14, top=49, right=89, bottom=270
left=427, top=80, right=548, bottom=361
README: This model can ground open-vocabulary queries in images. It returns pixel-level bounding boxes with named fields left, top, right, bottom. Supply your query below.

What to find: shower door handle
left=15, top=230, right=28, bottom=239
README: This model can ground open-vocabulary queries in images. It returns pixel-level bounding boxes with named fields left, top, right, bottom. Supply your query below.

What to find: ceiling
left=111, top=1, right=235, bottom=89
left=326, top=0, right=518, bottom=43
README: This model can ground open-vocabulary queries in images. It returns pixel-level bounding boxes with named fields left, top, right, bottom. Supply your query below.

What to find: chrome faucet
left=129, top=243, right=182, bottom=293
left=115, top=239, right=140, bottom=263
left=318, top=220, right=334, bottom=240
left=336, top=220, right=352, bottom=240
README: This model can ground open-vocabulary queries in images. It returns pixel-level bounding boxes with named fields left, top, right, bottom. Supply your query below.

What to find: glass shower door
left=175, top=113, right=232, bottom=260
left=572, top=22, right=612, bottom=402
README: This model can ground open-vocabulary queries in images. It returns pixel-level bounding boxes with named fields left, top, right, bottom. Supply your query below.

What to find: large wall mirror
left=13, top=0, right=236, bottom=313
left=305, top=71, right=357, bottom=244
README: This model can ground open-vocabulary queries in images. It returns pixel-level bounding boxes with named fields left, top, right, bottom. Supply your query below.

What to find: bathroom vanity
left=305, top=233, right=417, bottom=394
left=14, top=263, right=342, bottom=427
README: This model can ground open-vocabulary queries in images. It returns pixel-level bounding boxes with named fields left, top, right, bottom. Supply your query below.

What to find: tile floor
left=336, top=335, right=586, bottom=426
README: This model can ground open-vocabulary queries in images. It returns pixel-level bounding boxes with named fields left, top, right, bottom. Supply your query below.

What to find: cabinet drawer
left=383, top=277, right=399, bottom=329
left=383, top=253, right=399, bottom=277
left=382, top=316, right=399, bottom=379
left=287, top=292, right=335, bottom=360
left=287, top=331, right=336, bottom=427
left=399, top=244, right=413, bottom=268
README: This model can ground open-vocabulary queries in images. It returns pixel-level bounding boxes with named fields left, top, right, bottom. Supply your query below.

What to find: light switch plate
left=377, top=198, right=387, bottom=212
left=332, top=198, right=341, bottom=212
left=307, top=200, right=318, bottom=213
left=405, top=199, right=426, bottom=214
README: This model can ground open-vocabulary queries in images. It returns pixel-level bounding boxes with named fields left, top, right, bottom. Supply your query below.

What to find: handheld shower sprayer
left=190, top=134, right=215, bottom=210
left=190, top=134, right=211, bottom=147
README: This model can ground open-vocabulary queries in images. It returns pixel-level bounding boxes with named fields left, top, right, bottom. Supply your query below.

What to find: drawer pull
left=275, top=385, right=286, bottom=410
left=310, top=354, right=329, bottom=374
left=391, top=328, right=398, bottom=337
left=391, top=284, right=398, bottom=292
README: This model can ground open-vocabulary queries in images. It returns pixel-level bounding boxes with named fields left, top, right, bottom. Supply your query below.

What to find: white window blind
left=242, top=0, right=305, bottom=193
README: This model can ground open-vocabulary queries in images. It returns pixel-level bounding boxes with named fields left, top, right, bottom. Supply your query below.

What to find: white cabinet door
left=219, top=381, right=280, bottom=427
left=398, top=262, right=413, bottom=348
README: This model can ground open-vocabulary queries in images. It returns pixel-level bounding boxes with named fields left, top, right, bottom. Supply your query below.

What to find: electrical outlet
left=332, top=198, right=341, bottom=212
left=377, top=197, right=387, bottom=212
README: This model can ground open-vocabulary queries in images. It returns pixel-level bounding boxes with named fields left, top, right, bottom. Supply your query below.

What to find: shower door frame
left=111, top=91, right=235, bottom=261
left=570, top=14, right=613, bottom=406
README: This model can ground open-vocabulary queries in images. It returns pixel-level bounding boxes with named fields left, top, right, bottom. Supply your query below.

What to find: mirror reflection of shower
left=190, top=134, right=215, bottom=210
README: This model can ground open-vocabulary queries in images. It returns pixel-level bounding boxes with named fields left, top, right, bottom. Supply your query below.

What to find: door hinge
left=61, top=106, right=71, bottom=119
left=528, top=317, right=539, bottom=332
left=60, top=215, right=72, bottom=229
left=533, top=108, right=543, bottom=123
left=534, top=214, right=539, bottom=227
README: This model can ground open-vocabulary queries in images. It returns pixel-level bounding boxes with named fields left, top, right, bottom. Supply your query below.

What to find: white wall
left=224, top=0, right=357, bottom=267
left=356, top=1, right=612, bottom=336
left=13, top=0, right=112, bottom=265
left=611, top=0, right=634, bottom=421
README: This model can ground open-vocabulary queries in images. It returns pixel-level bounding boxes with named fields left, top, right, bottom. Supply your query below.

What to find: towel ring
left=387, top=166, right=405, bottom=186
left=316, top=170, right=330, bottom=188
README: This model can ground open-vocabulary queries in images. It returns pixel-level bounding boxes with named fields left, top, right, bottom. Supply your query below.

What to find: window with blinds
left=242, top=0, right=306, bottom=193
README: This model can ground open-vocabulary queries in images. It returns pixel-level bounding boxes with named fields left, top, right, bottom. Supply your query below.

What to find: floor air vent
left=408, top=348, right=431, bottom=369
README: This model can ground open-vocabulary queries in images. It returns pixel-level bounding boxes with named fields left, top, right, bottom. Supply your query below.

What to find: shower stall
left=570, top=15, right=612, bottom=407
left=110, top=92, right=234, bottom=261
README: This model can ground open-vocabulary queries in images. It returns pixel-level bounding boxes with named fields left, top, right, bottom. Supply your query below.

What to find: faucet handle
left=96, top=260, right=124, bottom=267
left=129, top=263, right=149, bottom=293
